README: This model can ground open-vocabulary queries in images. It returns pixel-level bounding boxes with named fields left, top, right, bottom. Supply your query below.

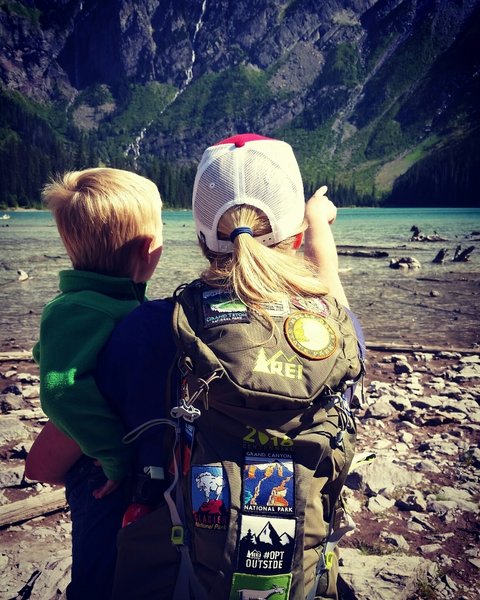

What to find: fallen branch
left=0, top=488, right=67, bottom=528
left=338, top=250, right=389, bottom=258
left=365, top=341, right=478, bottom=355
left=0, top=350, right=33, bottom=362
left=453, top=245, right=475, bottom=262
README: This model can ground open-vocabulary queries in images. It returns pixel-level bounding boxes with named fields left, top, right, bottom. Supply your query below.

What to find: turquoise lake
left=1, top=207, right=479, bottom=349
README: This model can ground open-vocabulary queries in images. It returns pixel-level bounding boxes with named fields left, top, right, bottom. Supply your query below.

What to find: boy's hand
left=306, top=186, right=337, bottom=225
left=92, top=478, right=121, bottom=499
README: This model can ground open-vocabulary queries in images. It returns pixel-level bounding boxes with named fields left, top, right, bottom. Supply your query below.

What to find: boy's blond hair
left=43, top=168, right=162, bottom=277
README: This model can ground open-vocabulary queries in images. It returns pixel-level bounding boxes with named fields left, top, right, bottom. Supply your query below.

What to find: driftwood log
left=0, top=488, right=67, bottom=528
left=338, top=250, right=389, bottom=258
left=365, top=341, right=477, bottom=355
left=453, top=245, right=475, bottom=262
left=432, top=248, right=448, bottom=263
left=0, top=350, right=33, bottom=362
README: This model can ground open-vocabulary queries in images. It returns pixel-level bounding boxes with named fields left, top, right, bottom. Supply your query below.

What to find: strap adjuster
left=324, top=550, right=334, bottom=571
left=171, top=525, right=184, bottom=545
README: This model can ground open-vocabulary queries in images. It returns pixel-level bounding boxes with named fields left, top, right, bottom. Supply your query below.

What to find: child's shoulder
left=123, top=298, right=174, bottom=327
left=99, top=298, right=176, bottom=371
left=45, top=288, right=126, bottom=314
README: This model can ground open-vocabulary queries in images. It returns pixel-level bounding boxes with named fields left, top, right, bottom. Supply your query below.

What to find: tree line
left=0, top=87, right=375, bottom=210
left=385, top=129, right=480, bottom=207
left=1, top=88, right=477, bottom=210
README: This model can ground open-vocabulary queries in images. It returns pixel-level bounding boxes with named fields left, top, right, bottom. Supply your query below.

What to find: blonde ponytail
left=200, top=205, right=328, bottom=313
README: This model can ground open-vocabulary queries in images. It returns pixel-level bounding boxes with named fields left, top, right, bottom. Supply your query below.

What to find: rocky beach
left=0, top=329, right=479, bottom=599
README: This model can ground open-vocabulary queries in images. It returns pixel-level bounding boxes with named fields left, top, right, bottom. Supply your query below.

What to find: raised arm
left=303, top=186, right=349, bottom=308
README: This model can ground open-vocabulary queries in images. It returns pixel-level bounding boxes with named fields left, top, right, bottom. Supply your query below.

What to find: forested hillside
left=0, top=0, right=479, bottom=208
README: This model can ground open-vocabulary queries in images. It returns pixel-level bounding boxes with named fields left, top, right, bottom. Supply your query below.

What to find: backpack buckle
left=324, top=550, right=334, bottom=570
left=171, top=403, right=201, bottom=422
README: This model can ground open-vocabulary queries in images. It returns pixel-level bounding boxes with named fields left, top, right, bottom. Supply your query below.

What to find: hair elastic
left=230, top=227, right=253, bottom=242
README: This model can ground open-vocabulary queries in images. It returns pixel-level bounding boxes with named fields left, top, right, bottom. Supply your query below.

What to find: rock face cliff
left=1, top=0, right=479, bottom=204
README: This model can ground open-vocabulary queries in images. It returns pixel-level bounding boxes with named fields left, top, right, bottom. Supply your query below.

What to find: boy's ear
left=139, top=236, right=153, bottom=262
left=139, top=235, right=162, bottom=263
left=292, top=232, right=304, bottom=250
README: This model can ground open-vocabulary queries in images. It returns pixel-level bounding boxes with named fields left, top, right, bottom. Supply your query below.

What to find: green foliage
left=291, top=43, right=362, bottom=130
left=385, top=127, right=480, bottom=207
left=308, top=177, right=379, bottom=207
left=156, top=66, right=274, bottom=132
left=364, top=0, right=412, bottom=73
left=83, top=82, right=178, bottom=164
left=0, top=0, right=40, bottom=23
left=0, top=88, right=45, bottom=121
left=293, top=88, right=350, bottom=129
left=143, top=158, right=196, bottom=209
left=410, top=578, right=438, bottom=600
left=397, top=7, right=480, bottom=146
left=272, top=123, right=379, bottom=205
left=355, top=18, right=446, bottom=127
left=0, top=88, right=71, bottom=137
left=278, top=124, right=334, bottom=174
left=102, top=82, right=176, bottom=136
left=75, top=84, right=114, bottom=108
left=322, top=43, right=363, bottom=87
left=365, top=119, right=404, bottom=160
left=375, top=135, right=441, bottom=192
left=0, top=89, right=80, bottom=206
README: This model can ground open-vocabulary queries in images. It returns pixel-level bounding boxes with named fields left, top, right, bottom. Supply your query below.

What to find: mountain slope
left=0, top=0, right=479, bottom=207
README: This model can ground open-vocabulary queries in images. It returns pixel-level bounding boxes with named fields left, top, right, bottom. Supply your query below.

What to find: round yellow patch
left=284, top=311, right=337, bottom=360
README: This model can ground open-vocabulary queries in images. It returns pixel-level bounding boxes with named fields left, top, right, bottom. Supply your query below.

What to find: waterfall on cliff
left=125, top=0, right=208, bottom=163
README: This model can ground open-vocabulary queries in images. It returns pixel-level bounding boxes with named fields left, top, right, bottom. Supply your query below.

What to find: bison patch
left=191, top=465, right=230, bottom=530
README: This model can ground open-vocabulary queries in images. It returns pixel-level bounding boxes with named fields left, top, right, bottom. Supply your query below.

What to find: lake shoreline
left=1, top=208, right=479, bottom=352
left=1, top=264, right=479, bottom=353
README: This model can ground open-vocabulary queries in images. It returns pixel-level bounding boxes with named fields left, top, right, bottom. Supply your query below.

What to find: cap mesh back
left=243, top=148, right=300, bottom=225
left=196, top=150, right=300, bottom=225
left=193, top=137, right=305, bottom=251
left=195, top=153, right=237, bottom=229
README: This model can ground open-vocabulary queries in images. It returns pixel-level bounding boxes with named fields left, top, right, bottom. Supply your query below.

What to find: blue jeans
left=65, top=456, right=129, bottom=600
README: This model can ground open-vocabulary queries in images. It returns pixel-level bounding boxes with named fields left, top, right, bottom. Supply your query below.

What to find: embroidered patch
left=253, top=348, right=303, bottom=380
left=291, top=296, right=330, bottom=316
left=284, top=311, right=337, bottom=360
left=243, top=452, right=295, bottom=515
left=191, top=465, right=229, bottom=530
left=242, top=426, right=294, bottom=449
left=202, top=289, right=250, bottom=328
left=229, top=573, right=292, bottom=600
left=263, top=298, right=291, bottom=317
left=236, top=515, right=296, bottom=575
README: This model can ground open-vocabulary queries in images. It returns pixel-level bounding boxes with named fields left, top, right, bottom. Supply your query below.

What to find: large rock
left=0, top=415, right=30, bottom=445
left=339, top=548, right=435, bottom=600
left=347, top=456, right=423, bottom=495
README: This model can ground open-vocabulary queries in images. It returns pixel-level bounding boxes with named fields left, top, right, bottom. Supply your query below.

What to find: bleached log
left=338, top=249, right=389, bottom=258
left=0, top=489, right=67, bottom=527
left=365, top=341, right=477, bottom=355
left=0, top=350, right=33, bottom=362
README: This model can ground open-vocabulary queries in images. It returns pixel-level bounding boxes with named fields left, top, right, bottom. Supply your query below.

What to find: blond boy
left=33, top=167, right=163, bottom=498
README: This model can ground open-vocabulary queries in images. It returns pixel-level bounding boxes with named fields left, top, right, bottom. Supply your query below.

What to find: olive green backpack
left=114, top=281, right=364, bottom=600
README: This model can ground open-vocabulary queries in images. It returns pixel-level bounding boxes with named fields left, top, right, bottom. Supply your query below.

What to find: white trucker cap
left=192, top=133, right=305, bottom=253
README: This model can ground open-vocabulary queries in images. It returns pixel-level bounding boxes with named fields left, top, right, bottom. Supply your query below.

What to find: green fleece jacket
left=33, top=270, right=146, bottom=481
